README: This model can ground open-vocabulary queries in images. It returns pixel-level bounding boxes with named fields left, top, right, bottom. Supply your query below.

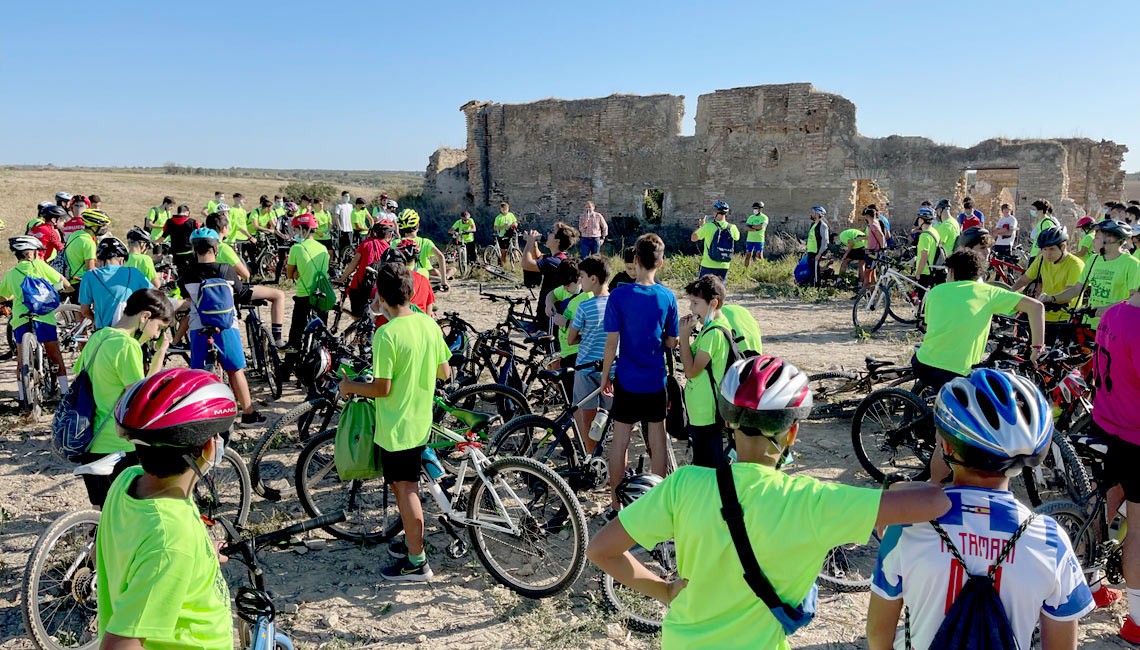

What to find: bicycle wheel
left=258, top=326, right=282, bottom=400
left=508, top=246, right=522, bottom=268
left=194, top=447, right=252, bottom=525
left=886, top=278, right=923, bottom=324
left=295, top=428, right=402, bottom=544
left=851, top=388, right=934, bottom=482
left=490, top=414, right=578, bottom=480
left=21, top=509, right=101, bottom=650
left=852, top=285, right=890, bottom=334
left=806, top=371, right=861, bottom=420
left=481, top=245, right=499, bottom=267
left=441, top=383, right=531, bottom=434
left=1020, top=424, right=1092, bottom=508
left=250, top=397, right=337, bottom=501
left=1035, top=501, right=1098, bottom=571
left=457, top=246, right=469, bottom=278
left=818, top=530, right=881, bottom=593
left=21, top=331, right=44, bottom=421
left=466, top=456, right=588, bottom=598
left=602, top=540, right=676, bottom=632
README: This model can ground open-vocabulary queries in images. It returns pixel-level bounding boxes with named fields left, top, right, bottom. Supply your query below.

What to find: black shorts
left=610, top=377, right=667, bottom=425
left=235, top=286, right=254, bottom=304
left=75, top=451, right=138, bottom=508
left=380, top=444, right=424, bottom=484
left=1097, top=422, right=1140, bottom=503
left=847, top=248, right=866, bottom=261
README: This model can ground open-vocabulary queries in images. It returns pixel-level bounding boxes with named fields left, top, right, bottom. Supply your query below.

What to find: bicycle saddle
left=447, top=406, right=497, bottom=431
left=248, top=298, right=269, bottom=307
left=538, top=367, right=573, bottom=381
left=73, top=451, right=126, bottom=477
left=524, top=333, right=555, bottom=346
left=864, top=357, right=894, bottom=371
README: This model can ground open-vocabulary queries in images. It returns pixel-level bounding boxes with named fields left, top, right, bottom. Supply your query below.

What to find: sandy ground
left=0, top=275, right=1134, bottom=649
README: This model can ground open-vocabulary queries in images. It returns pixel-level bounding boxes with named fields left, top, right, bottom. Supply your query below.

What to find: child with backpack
left=568, top=255, right=611, bottom=453
left=282, top=213, right=332, bottom=378
left=78, top=238, right=152, bottom=330
left=691, top=200, right=740, bottom=280
left=156, top=205, right=198, bottom=278
left=867, top=369, right=1094, bottom=650
left=339, top=222, right=394, bottom=318
left=547, top=258, right=591, bottom=398
left=0, top=236, right=71, bottom=402
left=679, top=275, right=739, bottom=467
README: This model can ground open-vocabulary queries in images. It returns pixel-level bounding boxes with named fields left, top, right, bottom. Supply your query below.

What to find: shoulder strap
left=716, top=464, right=796, bottom=614
left=700, top=324, right=744, bottom=421
left=929, top=512, right=1037, bottom=578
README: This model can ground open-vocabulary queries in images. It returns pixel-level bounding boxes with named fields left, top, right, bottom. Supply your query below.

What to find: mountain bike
left=483, top=231, right=523, bottom=269
left=242, top=298, right=282, bottom=400
left=806, top=356, right=916, bottom=421
left=294, top=396, right=588, bottom=598
left=852, top=255, right=931, bottom=334
left=16, top=326, right=59, bottom=421
left=21, top=449, right=251, bottom=650
left=54, top=304, right=92, bottom=362
left=445, top=233, right=471, bottom=279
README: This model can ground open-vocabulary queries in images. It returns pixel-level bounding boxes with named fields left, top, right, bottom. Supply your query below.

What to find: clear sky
left=2, top=0, right=1136, bottom=172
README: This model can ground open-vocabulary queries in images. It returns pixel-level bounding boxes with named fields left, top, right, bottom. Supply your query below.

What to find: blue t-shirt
left=603, top=283, right=679, bottom=392
left=571, top=295, right=609, bottom=363
left=78, top=265, right=152, bottom=329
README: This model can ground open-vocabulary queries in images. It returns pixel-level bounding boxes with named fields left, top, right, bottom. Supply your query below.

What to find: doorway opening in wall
left=643, top=188, right=664, bottom=224
left=851, top=178, right=891, bottom=226
left=962, top=168, right=1020, bottom=223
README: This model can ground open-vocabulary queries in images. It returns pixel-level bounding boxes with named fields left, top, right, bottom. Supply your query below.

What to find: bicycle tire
left=508, top=247, right=522, bottom=267
left=21, top=509, right=101, bottom=650
left=441, top=382, right=531, bottom=431
left=194, top=447, right=252, bottom=526
left=295, top=428, right=402, bottom=544
left=852, top=285, right=890, bottom=334
left=259, top=325, right=283, bottom=400
left=817, top=531, right=881, bottom=593
left=1034, top=500, right=1098, bottom=571
left=466, top=455, right=588, bottom=598
left=602, top=541, right=675, bottom=632
left=806, top=371, right=861, bottom=420
left=250, top=397, right=337, bottom=501
left=1021, top=421, right=1093, bottom=508
left=886, top=278, right=922, bottom=324
left=21, top=331, right=44, bottom=421
left=851, top=388, right=933, bottom=482
left=490, top=414, right=578, bottom=480
left=481, top=245, right=498, bottom=267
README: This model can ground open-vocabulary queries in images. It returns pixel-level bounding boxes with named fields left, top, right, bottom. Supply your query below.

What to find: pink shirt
left=578, top=210, right=608, bottom=238
left=1093, top=302, right=1140, bottom=444
left=865, top=221, right=886, bottom=251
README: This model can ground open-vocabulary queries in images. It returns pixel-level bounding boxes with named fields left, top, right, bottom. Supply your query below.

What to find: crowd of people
left=6, top=187, right=1140, bottom=649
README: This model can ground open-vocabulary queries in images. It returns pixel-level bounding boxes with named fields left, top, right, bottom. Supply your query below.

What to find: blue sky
left=3, top=0, right=1136, bottom=172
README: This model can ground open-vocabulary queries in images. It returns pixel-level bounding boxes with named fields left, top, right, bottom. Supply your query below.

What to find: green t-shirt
left=451, top=218, right=476, bottom=243
left=227, top=206, right=250, bottom=242
left=933, top=218, right=960, bottom=253
left=351, top=209, right=371, bottom=233
left=125, top=252, right=157, bottom=284
left=216, top=242, right=242, bottom=269
left=1029, top=215, right=1060, bottom=256
left=917, top=280, right=1023, bottom=375
left=1024, top=253, right=1084, bottom=323
left=744, top=213, right=769, bottom=243
left=147, top=207, right=171, bottom=240
left=696, top=220, right=740, bottom=270
left=0, top=259, right=66, bottom=329
left=619, top=463, right=880, bottom=650
left=551, top=287, right=592, bottom=357
left=252, top=207, right=275, bottom=230
left=286, top=238, right=330, bottom=298
left=685, top=314, right=733, bottom=426
left=839, top=228, right=866, bottom=249
left=720, top=304, right=762, bottom=354
left=1078, top=252, right=1140, bottom=329
left=806, top=221, right=823, bottom=254
left=96, top=466, right=232, bottom=649
left=1078, top=231, right=1095, bottom=260
left=65, top=230, right=98, bottom=281
left=414, top=237, right=437, bottom=278
left=914, top=228, right=942, bottom=276
left=74, top=327, right=145, bottom=453
left=371, top=312, right=451, bottom=451
left=493, top=212, right=517, bottom=237
left=312, top=209, right=332, bottom=240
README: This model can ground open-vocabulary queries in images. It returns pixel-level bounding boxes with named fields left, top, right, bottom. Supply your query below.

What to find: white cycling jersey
left=872, top=486, right=1093, bottom=650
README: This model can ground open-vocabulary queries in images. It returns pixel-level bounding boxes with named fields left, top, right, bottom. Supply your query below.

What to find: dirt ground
left=0, top=276, right=1133, bottom=649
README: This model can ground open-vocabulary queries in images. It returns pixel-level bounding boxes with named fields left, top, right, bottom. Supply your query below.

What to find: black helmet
left=935, top=198, right=951, bottom=211
left=41, top=205, right=68, bottom=221
left=126, top=226, right=153, bottom=245
left=96, top=237, right=129, bottom=261
left=1035, top=226, right=1068, bottom=250
left=1096, top=219, right=1132, bottom=240
left=752, top=202, right=764, bottom=209
left=959, top=226, right=991, bottom=249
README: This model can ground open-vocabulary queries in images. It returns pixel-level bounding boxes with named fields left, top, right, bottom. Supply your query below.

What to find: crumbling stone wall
left=430, top=84, right=1128, bottom=238
left=423, top=147, right=468, bottom=208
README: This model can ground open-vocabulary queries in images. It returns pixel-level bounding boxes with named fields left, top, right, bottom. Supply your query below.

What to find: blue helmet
left=916, top=207, right=935, bottom=221
left=811, top=206, right=826, bottom=217
left=1096, top=219, right=1132, bottom=240
left=713, top=200, right=730, bottom=214
left=934, top=369, right=1052, bottom=476
left=189, top=227, right=221, bottom=245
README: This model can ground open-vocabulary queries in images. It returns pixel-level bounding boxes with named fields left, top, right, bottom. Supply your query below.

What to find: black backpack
left=907, top=515, right=1037, bottom=650
left=700, top=324, right=759, bottom=426
left=707, top=223, right=735, bottom=263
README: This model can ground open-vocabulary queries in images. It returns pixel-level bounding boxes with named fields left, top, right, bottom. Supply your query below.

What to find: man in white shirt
left=992, top=203, right=1018, bottom=260
left=334, top=191, right=354, bottom=251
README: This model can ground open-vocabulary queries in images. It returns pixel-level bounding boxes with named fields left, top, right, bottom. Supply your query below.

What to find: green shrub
left=279, top=181, right=339, bottom=204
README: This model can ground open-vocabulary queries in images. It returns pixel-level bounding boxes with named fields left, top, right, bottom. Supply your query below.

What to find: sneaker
left=1121, top=616, right=1140, bottom=645
left=239, top=411, right=269, bottom=428
left=380, top=556, right=433, bottom=583
left=1092, top=584, right=1122, bottom=609
left=273, top=338, right=288, bottom=349
left=388, top=537, right=407, bottom=559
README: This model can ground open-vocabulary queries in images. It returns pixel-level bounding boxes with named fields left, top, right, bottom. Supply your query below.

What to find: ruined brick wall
left=423, top=147, right=468, bottom=211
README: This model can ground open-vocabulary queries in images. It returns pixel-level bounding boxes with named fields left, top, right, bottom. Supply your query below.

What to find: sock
left=17, top=383, right=25, bottom=402
left=271, top=324, right=283, bottom=340
left=58, top=375, right=69, bottom=394
left=1128, top=587, right=1140, bottom=622
left=409, top=551, right=427, bottom=566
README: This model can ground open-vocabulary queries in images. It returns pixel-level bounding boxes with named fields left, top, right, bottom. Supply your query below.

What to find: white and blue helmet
left=811, top=206, right=827, bottom=217
left=934, top=369, right=1052, bottom=476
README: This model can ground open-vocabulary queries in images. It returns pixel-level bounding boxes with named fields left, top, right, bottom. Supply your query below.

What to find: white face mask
left=202, top=435, right=224, bottom=475
left=1028, top=209, right=1039, bottom=218
left=752, top=209, right=759, bottom=215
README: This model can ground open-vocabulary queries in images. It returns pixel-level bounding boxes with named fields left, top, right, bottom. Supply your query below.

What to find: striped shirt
left=570, top=295, right=609, bottom=362
left=578, top=210, right=608, bottom=239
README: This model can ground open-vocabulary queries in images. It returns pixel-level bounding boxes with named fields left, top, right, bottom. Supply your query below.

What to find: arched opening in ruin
left=962, top=168, right=1020, bottom=222
left=643, top=188, right=664, bottom=224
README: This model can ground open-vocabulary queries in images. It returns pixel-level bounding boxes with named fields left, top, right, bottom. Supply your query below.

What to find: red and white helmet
left=718, top=355, right=812, bottom=433
left=115, top=368, right=238, bottom=448
left=292, top=213, right=318, bottom=230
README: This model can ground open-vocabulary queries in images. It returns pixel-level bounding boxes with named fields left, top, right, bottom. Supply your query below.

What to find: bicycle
left=987, top=251, right=1026, bottom=288
left=852, top=255, right=931, bottom=334
left=54, top=303, right=92, bottom=361
left=806, top=356, right=916, bottom=421
left=21, top=449, right=251, bottom=650
left=483, top=230, right=523, bottom=269
left=16, top=325, right=59, bottom=421
left=294, top=395, right=589, bottom=598
left=444, top=233, right=471, bottom=279
left=242, top=297, right=282, bottom=400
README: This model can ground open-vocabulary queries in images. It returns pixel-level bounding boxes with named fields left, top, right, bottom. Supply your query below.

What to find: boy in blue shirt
left=600, top=234, right=679, bottom=513
left=78, top=238, right=151, bottom=330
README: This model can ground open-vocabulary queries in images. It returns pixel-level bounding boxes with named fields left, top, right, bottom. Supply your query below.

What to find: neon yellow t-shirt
left=371, top=312, right=451, bottom=452
left=934, top=218, right=960, bottom=253
left=720, top=304, right=762, bottom=354
left=493, top=212, right=517, bottom=237
left=917, top=280, right=1023, bottom=375
left=619, top=463, right=880, bottom=650
left=685, top=314, right=733, bottom=426
left=696, top=220, right=740, bottom=270
left=227, top=206, right=250, bottom=242
left=97, top=466, right=232, bottom=649
left=65, top=230, right=98, bottom=281
left=205, top=200, right=219, bottom=215
left=745, top=213, right=769, bottom=243
left=915, top=228, right=942, bottom=276
left=551, top=287, right=592, bottom=357
left=286, top=238, right=330, bottom=298
left=252, top=207, right=275, bottom=231
left=806, top=221, right=823, bottom=254
left=451, top=218, right=476, bottom=243
left=1077, top=231, right=1095, bottom=260
left=1078, top=252, right=1140, bottom=329
left=1029, top=215, right=1060, bottom=257
left=312, top=210, right=332, bottom=240
left=1024, top=253, right=1084, bottom=322
left=125, top=252, right=157, bottom=284
left=147, top=207, right=171, bottom=240
left=217, top=242, right=243, bottom=269
left=0, top=259, right=66, bottom=329
left=74, top=327, right=144, bottom=453
left=414, top=237, right=437, bottom=278
left=351, top=209, right=371, bottom=233
left=839, top=228, right=866, bottom=250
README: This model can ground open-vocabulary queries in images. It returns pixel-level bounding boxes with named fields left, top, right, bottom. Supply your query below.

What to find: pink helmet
left=115, top=368, right=238, bottom=447
left=1076, top=216, right=1095, bottom=229
left=718, top=355, right=813, bottom=433
left=292, top=213, right=318, bottom=230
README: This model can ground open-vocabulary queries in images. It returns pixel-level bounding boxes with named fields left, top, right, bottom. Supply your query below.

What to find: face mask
left=1029, top=209, right=1038, bottom=218
left=752, top=209, right=759, bottom=215
left=703, top=312, right=714, bottom=328
left=294, top=234, right=303, bottom=243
